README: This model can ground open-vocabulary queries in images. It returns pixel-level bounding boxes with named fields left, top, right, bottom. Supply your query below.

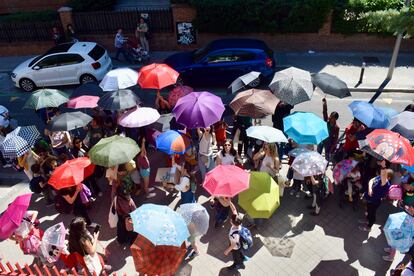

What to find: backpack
left=389, top=185, right=403, bottom=201
left=232, top=226, right=253, bottom=250
left=20, top=228, right=43, bottom=255
left=29, top=176, right=44, bottom=194
left=55, top=194, right=73, bottom=214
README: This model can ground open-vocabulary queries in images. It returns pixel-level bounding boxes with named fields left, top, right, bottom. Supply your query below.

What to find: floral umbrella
left=168, top=85, right=193, bottom=107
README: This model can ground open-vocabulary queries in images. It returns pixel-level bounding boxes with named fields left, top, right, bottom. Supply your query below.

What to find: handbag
left=108, top=197, right=118, bottom=228
left=125, top=216, right=133, bottom=232
left=83, top=252, right=102, bottom=275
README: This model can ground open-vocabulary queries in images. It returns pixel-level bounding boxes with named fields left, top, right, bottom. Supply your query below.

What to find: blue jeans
left=115, top=47, right=131, bottom=62
left=198, top=155, right=215, bottom=182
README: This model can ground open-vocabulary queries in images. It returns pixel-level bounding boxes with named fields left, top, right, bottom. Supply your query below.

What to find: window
left=56, top=54, right=85, bottom=66
left=35, top=55, right=58, bottom=69
left=207, top=51, right=234, bottom=64
left=88, top=45, right=105, bottom=61
left=232, top=51, right=256, bottom=62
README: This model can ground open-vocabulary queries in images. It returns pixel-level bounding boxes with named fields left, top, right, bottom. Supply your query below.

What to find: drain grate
left=362, top=56, right=380, bottom=64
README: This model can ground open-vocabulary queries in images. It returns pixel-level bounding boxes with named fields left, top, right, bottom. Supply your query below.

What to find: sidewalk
left=0, top=51, right=413, bottom=92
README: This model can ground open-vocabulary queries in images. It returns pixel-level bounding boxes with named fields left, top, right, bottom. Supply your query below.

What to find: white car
left=11, top=42, right=112, bottom=92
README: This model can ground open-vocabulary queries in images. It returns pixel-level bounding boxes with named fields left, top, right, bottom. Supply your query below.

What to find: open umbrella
left=246, top=125, right=288, bottom=143
left=403, top=165, right=414, bottom=173
left=348, top=101, right=389, bottom=129
left=156, top=130, right=191, bottom=155
left=377, top=106, right=399, bottom=120
left=39, top=222, right=67, bottom=263
left=9, top=125, right=41, bottom=147
left=130, top=204, right=190, bottom=247
left=67, top=96, right=99, bottom=109
left=0, top=105, right=10, bottom=128
left=333, top=159, right=359, bottom=184
left=48, top=157, right=95, bottom=190
left=138, top=63, right=179, bottom=91
left=99, top=68, right=139, bottom=91
left=228, top=71, right=261, bottom=93
left=229, top=89, right=279, bottom=118
left=0, top=134, right=31, bottom=159
left=238, top=172, right=280, bottom=219
left=203, top=165, right=250, bottom=197
left=168, top=85, right=193, bottom=107
left=150, top=113, right=174, bottom=132
left=118, top=106, right=160, bottom=128
left=97, top=89, right=141, bottom=111
left=23, top=89, right=69, bottom=110
left=384, top=212, right=414, bottom=252
left=363, top=129, right=414, bottom=166
left=269, top=67, right=313, bottom=106
left=178, top=203, right=210, bottom=236
left=130, top=235, right=186, bottom=276
left=283, top=112, right=329, bottom=145
left=311, top=72, right=351, bottom=98
left=0, top=193, right=32, bottom=241
left=88, top=135, right=140, bottom=167
left=288, top=147, right=312, bottom=157
left=173, top=91, right=225, bottom=128
left=388, top=111, right=414, bottom=140
left=70, top=82, right=103, bottom=98
left=291, top=151, right=327, bottom=177
left=47, top=111, right=92, bottom=132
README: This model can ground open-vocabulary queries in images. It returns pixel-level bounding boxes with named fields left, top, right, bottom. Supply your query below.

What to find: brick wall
left=0, top=0, right=67, bottom=14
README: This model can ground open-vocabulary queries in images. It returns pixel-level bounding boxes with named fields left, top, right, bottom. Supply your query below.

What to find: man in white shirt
left=224, top=214, right=245, bottom=270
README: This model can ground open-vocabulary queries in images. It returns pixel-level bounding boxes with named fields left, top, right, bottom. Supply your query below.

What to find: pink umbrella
left=67, top=96, right=99, bottom=109
left=203, top=165, right=250, bottom=197
left=118, top=106, right=161, bottom=128
left=168, top=86, right=193, bottom=107
left=0, top=193, right=32, bottom=241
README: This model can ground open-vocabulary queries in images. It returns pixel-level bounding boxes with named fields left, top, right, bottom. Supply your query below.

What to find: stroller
left=126, top=39, right=150, bottom=63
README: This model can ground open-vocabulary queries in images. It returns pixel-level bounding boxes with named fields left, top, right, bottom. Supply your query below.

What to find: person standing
left=136, top=137, right=156, bottom=199
left=224, top=214, right=246, bottom=271
left=135, top=18, right=149, bottom=53
left=317, top=98, right=339, bottom=161
left=232, top=115, right=251, bottom=160
left=197, top=127, right=216, bottom=182
left=52, top=26, right=64, bottom=45
left=114, top=28, right=131, bottom=62
left=115, top=186, right=137, bottom=246
left=359, top=160, right=393, bottom=232
left=272, top=101, right=293, bottom=159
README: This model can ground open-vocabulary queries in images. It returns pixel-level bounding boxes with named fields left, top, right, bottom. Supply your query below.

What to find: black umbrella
left=150, top=113, right=173, bottom=132
left=47, top=111, right=92, bottom=131
left=97, top=89, right=141, bottom=111
left=311, top=72, right=351, bottom=98
left=70, top=83, right=103, bottom=98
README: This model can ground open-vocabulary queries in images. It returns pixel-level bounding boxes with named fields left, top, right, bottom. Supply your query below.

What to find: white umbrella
left=291, top=151, right=327, bottom=177
left=246, top=125, right=288, bottom=143
left=228, top=71, right=261, bottom=93
left=99, top=68, right=139, bottom=91
left=118, top=106, right=160, bottom=128
left=178, top=203, right=210, bottom=236
left=0, top=105, right=10, bottom=128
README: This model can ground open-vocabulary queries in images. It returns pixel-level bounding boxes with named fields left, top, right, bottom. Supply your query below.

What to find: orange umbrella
left=138, top=63, right=179, bottom=92
left=130, top=235, right=186, bottom=276
left=48, top=157, right=95, bottom=190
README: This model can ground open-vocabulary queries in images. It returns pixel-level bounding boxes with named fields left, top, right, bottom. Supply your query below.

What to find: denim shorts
left=139, top=168, right=150, bottom=177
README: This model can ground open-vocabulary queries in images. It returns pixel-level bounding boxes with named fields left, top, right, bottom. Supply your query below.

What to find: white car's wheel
left=19, top=78, right=36, bottom=92
left=80, top=74, right=97, bottom=84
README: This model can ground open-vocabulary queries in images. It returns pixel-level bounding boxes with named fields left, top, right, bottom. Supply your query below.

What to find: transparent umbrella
left=178, top=203, right=210, bottom=236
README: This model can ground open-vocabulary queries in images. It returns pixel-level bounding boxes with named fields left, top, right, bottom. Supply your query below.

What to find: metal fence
left=73, top=9, right=174, bottom=35
left=0, top=21, right=62, bottom=42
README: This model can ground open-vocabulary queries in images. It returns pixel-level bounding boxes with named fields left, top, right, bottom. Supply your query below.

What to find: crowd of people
left=1, top=84, right=414, bottom=275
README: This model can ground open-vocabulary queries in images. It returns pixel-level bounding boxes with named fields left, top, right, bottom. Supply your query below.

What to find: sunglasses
left=48, top=245, right=57, bottom=256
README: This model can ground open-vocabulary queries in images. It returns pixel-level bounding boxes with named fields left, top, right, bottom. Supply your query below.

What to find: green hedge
left=67, top=0, right=116, bottom=11
left=183, top=0, right=332, bottom=33
left=0, top=10, right=57, bottom=23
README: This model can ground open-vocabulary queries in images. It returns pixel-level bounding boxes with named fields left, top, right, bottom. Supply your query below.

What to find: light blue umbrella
left=283, top=112, right=328, bottom=145
left=384, top=212, right=414, bottom=253
left=376, top=106, right=398, bottom=119
left=130, top=204, right=190, bottom=247
left=348, top=101, right=390, bottom=129
left=403, top=165, right=414, bottom=173
left=246, top=125, right=288, bottom=143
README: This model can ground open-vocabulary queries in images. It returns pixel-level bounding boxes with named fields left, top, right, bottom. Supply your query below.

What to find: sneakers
left=289, top=190, right=295, bottom=196
left=89, top=222, right=99, bottom=229
left=358, top=219, right=368, bottom=224
left=295, top=193, right=300, bottom=198
left=2, top=164, right=12, bottom=168
left=146, top=192, right=156, bottom=199
left=384, top=247, right=393, bottom=253
left=382, top=255, right=394, bottom=262
left=359, top=225, right=371, bottom=232
left=243, top=255, right=250, bottom=262
left=227, top=263, right=245, bottom=271
left=148, top=187, right=155, bottom=192
left=187, top=251, right=198, bottom=259
left=104, top=265, right=112, bottom=271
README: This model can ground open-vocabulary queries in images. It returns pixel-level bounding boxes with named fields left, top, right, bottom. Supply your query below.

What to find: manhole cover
left=362, top=56, right=380, bottom=64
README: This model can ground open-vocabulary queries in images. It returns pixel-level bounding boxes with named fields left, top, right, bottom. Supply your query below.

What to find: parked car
left=164, top=38, right=275, bottom=86
left=11, top=42, right=112, bottom=92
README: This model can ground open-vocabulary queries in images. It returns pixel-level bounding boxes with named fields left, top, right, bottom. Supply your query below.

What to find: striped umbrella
left=98, top=89, right=141, bottom=111
left=9, top=125, right=41, bottom=147
left=229, top=89, right=279, bottom=118
left=0, top=134, right=31, bottom=159
left=23, top=89, right=69, bottom=110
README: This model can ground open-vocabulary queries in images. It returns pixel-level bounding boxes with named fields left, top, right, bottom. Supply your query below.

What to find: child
left=214, top=119, right=228, bottom=150
left=347, top=166, right=362, bottom=202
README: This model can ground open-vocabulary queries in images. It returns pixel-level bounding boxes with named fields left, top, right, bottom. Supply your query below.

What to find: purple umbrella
left=172, top=91, right=225, bottom=129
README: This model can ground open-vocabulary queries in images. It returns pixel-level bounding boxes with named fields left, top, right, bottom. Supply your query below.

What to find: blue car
left=164, top=38, right=275, bottom=86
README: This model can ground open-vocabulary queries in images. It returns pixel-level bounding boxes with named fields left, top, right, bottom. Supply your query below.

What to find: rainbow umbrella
left=0, top=194, right=32, bottom=241
left=155, top=130, right=191, bottom=155
left=168, top=85, right=193, bottom=107
left=333, top=159, right=359, bottom=184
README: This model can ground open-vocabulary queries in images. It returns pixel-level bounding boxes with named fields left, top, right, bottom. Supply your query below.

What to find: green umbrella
left=238, top=171, right=280, bottom=219
left=23, top=89, right=69, bottom=110
left=88, top=135, right=140, bottom=167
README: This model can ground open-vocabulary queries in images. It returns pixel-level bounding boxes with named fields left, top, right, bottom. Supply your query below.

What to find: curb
left=349, top=87, right=414, bottom=93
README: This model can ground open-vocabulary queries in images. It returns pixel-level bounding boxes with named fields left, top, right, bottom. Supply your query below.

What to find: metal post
left=355, top=62, right=366, bottom=88
left=369, top=0, right=411, bottom=103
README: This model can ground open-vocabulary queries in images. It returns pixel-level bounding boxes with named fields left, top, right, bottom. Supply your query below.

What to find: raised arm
left=322, top=98, right=328, bottom=122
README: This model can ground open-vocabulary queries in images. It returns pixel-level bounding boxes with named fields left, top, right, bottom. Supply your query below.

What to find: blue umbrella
left=384, top=212, right=414, bottom=253
left=130, top=204, right=190, bottom=247
left=155, top=130, right=191, bottom=155
left=403, top=165, right=414, bottom=173
left=376, top=106, right=398, bottom=119
left=283, top=112, right=328, bottom=145
left=348, top=101, right=390, bottom=129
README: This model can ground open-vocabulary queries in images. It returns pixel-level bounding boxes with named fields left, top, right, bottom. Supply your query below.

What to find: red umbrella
left=0, top=193, right=32, bottom=241
left=138, top=63, right=179, bottom=92
left=48, top=157, right=95, bottom=190
left=168, top=85, right=193, bottom=107
left=130, top=235, right=186, bottom=276
left=365, top=129, right=414, bottom=166
left=203, top=165, right=250, bottom=197
left=67, top=96, right=99, bottom=109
